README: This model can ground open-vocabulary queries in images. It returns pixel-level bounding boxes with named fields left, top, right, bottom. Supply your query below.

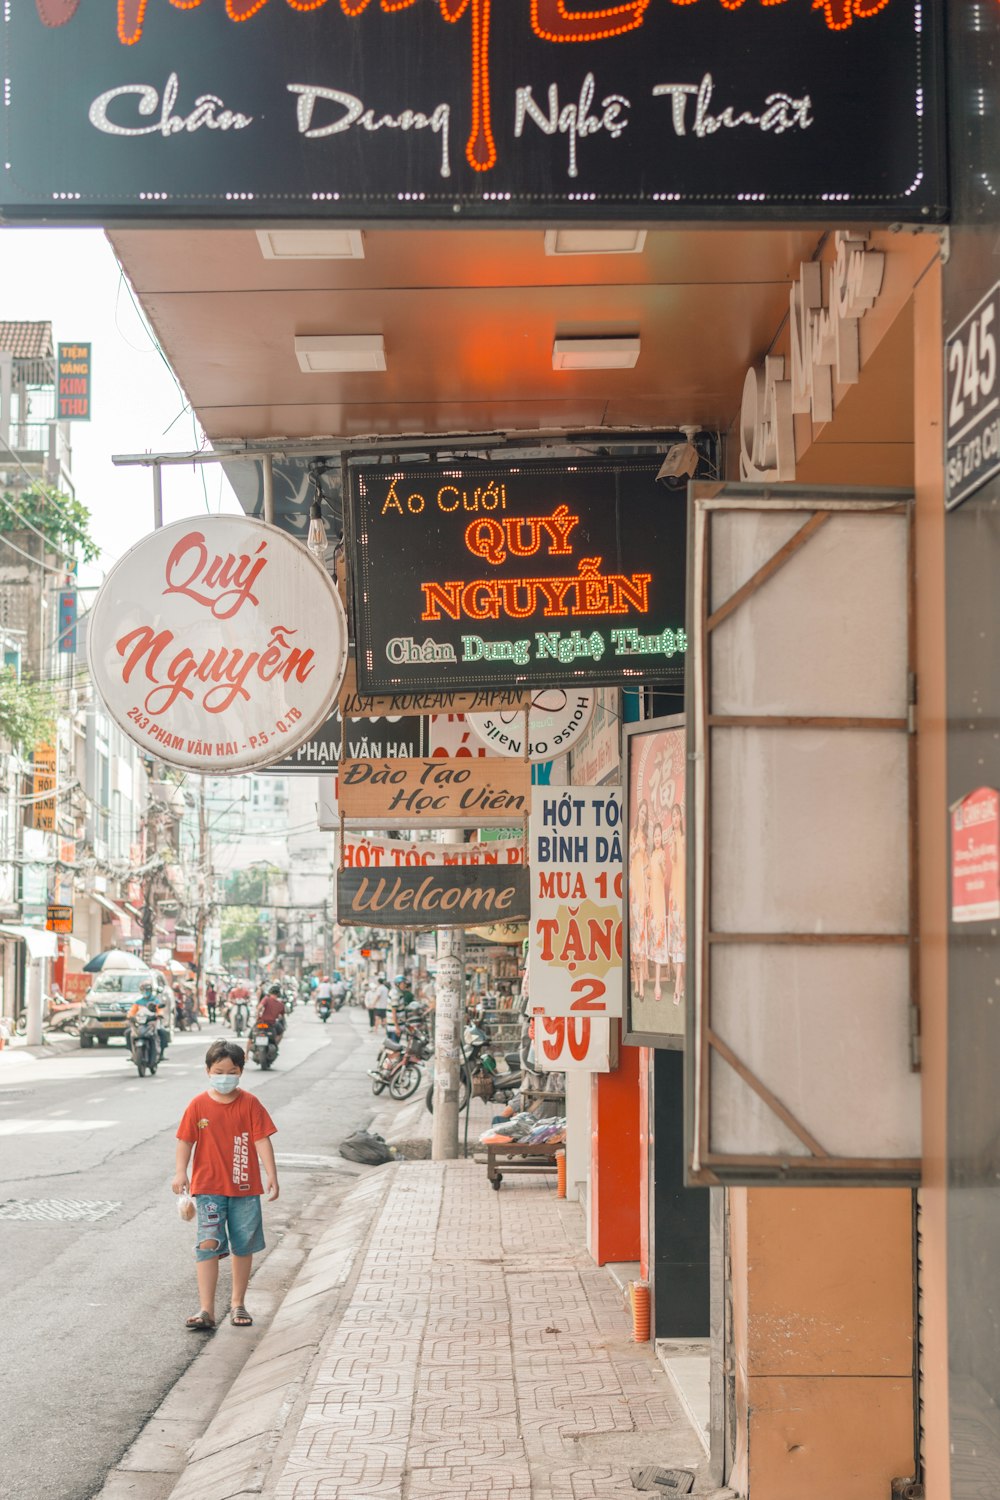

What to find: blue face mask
left=209, top=1073, right=240, bottom=1095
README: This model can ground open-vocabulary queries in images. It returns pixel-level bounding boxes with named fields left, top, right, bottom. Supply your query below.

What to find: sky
left=0, top=227, right=241, bottom=586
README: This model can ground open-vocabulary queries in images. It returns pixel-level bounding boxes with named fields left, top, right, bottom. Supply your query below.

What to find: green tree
left=220, top=865, right=279, bottom=966
left=224, top=866, right=278, bottom=906
left=0, top=669, right=55, bottom=752
left=220, top=906, right=262, bottom=966
left=0, top=485, right=100, bottom=564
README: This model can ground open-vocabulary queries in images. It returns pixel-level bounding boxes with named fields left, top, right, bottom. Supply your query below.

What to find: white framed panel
left=686, top=485, right=920, bottom=1186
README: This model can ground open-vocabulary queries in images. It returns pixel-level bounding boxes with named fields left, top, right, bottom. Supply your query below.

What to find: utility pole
left=194, top=777, right=209, bottom=1014
left=431, top=926, right=465, bottom=1161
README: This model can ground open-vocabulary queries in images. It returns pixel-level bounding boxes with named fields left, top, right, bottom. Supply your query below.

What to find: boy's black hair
left=205, top=1039, right=245, bottom=1070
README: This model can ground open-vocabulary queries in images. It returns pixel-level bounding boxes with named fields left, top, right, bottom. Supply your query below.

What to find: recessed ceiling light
left=294, top=335, right=386, bottom=373
left=544, top=229, right=647, bottom=256
left=552, top=337, right=640, bottom=371
left=257, top=229, right=365, bottom=260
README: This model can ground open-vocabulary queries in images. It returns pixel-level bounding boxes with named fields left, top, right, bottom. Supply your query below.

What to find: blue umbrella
left=82, top=948, right=150, bottom=974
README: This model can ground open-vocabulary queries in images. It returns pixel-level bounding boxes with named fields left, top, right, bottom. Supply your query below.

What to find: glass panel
left=710, top=728, right=909, bottom=935
left=710, top=512, right=908, bottom=718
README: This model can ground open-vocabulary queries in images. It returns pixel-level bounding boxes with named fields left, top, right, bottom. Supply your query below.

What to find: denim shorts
left=193, top=1194, right=265, bottom=1261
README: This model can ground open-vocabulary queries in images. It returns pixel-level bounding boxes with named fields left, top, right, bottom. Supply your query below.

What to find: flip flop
left=185, top=1310, right=216, bottom=1332
left=230, top=1305, right=253, bottom=1327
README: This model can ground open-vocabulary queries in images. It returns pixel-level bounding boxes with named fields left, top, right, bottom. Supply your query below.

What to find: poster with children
left=624, top=716, right=686, bottom=1046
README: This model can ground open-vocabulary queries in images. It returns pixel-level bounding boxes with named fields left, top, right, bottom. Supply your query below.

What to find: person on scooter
left=314, top=975, right=333, bottom=1013
left=128, top=979, right=168, bottom=1062
left=257, top=983, right=287, bottom=1039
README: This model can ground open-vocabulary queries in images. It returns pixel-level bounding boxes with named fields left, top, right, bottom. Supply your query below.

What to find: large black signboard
left=348, top=458, right=686, bottom=694
left=262, top=711, right=427, bottom=775
left=2, top=1, right=943, bottom=222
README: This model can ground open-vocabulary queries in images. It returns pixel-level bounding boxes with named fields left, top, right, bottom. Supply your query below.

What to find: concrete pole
left=431, top=926, right=465, bottom=1161
left=24, top=959, right=43, bottom=1046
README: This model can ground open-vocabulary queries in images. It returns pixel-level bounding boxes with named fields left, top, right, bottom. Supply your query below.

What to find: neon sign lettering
left=35, top=0, right=896, bottom=174
left=419, top=502, right=651, bottom=624
left=421, top=560, right=652, bottom=623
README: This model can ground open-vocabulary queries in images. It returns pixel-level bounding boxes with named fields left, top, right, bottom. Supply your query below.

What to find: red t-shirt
left=176, top=1090, right=277, bottom=1197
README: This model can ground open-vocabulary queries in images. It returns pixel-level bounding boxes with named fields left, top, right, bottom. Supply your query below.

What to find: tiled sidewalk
left=274, top=1162, right=706, bottom=1500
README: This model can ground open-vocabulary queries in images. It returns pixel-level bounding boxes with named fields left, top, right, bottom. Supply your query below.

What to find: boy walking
left=172, top=1039, right=280, bottom=1331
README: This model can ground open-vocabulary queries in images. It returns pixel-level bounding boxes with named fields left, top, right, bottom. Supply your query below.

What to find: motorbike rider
left=314, top=974, right=333, bottom=1013
left=257, top=983, right=287, bottom=1039
left=331, top=975, right=347, bottom=1009
left=127, top=979, right=168, bottom=1062
left=395, top=975, right=415, bottom=1010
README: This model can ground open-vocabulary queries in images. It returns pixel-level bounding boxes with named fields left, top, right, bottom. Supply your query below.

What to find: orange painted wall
left=639, top=1046, right=651, bottom=1281
left=589, top=1030, right=642, bottom=1266
left=740, top=1188, right=915, bottom=1500
left=912, top=255, right=950, bottom=1500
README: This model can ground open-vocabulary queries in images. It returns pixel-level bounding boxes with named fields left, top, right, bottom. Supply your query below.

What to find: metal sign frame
left=685, top=483, right=921, bottom=1187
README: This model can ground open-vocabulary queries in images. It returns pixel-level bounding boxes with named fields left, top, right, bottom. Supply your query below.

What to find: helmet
left=140, top=978, right=153, bottom=993
left=268, top=983, right=282, bottom=996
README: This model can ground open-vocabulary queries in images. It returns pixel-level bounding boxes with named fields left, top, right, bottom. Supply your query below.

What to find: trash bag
left=339, top=1130, right=393, bottom=1165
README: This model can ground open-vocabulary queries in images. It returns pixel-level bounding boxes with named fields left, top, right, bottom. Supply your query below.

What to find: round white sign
left=465, top=689, right=596, bottom=763
left=88, top=515, right=348, bottom=774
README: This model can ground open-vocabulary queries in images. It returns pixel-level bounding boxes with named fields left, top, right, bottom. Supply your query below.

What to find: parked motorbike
left=129, top=1006, right=160, bottom=1077
left=47, top=1002, right=82, bottom=1036
left=370, top=1010, right=431, bottom=1098
left=368, top=1032, right=427, bottom=1099
left=425, top=1021, right=522, bottom=1112
left=251, top=1019, right=279, bottom=1069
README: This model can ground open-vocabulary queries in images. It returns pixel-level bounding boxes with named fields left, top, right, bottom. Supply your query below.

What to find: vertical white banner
left=529, top=786, right=623, bottom=1018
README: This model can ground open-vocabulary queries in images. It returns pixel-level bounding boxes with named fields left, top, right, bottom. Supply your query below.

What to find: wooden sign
left=339, top=660, right=529, bottom=719
left=338, top=867, right=530, bottom=929
left=338, top=757, right=530, bottom=825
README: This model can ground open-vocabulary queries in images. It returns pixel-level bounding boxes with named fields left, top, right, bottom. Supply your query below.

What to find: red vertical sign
left=952, top=787, right=1000, bottom=922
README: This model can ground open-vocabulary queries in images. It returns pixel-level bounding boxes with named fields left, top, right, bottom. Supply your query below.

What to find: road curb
left=162, top=1162, right=397, bottom=1500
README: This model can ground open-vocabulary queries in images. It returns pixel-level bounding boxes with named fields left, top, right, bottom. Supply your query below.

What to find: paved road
left=0, top=1004, right=385, bottom=1500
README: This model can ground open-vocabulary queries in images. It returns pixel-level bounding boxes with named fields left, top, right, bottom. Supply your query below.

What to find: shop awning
left=64, top=935, right=88, bottom=961
left=0, top=924, right=58, bottom=960
left=123, top=902, right=144, bottom=922
left=91, top=892, right=126, bottom=924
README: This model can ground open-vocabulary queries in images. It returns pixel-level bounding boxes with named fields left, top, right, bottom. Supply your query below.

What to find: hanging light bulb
left=307, top=491, right=328, bottom=561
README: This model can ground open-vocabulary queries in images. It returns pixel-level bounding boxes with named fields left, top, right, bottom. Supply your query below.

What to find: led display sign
left=348, top=458, right=686, bottom=694
left=2, top=1, right=943, bottom=222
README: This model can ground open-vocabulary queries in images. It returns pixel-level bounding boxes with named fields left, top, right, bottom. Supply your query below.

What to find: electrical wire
left=0, top=527, right=71, bottom=575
